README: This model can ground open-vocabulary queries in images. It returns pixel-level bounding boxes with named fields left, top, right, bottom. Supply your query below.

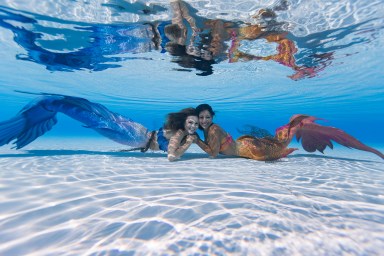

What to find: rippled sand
left=0, top=138, right=383, bottom=255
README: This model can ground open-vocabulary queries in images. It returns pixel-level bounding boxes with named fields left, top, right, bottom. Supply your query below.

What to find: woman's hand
left=187, top=134, right=197, bottom=143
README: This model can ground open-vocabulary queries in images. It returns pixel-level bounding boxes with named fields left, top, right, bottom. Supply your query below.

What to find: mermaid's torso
left=220, top=133, right=235, bottom=152
left=206, top=124, right=236, bottom=154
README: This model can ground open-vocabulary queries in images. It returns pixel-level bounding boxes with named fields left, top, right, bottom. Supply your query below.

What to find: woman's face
left=184, top=116, right=199, bottom=134
left=198, top=110, right=213, bottom=130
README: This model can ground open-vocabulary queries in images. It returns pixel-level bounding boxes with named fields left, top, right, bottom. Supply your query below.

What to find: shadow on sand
left=0, top=150, right=379, bottom=163
left=0, top=149, right=209, bottom=160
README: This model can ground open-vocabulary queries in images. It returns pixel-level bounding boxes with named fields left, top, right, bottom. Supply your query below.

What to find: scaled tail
left=276, top=114, right=384, bottom=160
left=0, top=98, right=57, bottom=149
left=0, top=93, right=151, bottom=149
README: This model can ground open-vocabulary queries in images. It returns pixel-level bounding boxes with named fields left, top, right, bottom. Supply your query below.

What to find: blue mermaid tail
left=0, top=93, right=151, bottom=149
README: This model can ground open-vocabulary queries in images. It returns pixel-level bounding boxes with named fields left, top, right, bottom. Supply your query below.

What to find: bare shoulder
left=209, top=124, right=226, bottom=134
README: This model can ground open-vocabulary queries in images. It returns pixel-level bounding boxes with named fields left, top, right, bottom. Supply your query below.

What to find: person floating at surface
left=0, top=92, right=198, bottom=161
left=195, top=104, right=384, bottom=161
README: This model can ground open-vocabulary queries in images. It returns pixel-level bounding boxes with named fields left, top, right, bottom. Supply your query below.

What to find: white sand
left=0, top=138, right=383, bottom=255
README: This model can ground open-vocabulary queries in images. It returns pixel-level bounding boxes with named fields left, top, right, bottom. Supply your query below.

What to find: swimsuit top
left=206, top=123, right=234, bottom=152
left=220, top=133, right=234, bottom=151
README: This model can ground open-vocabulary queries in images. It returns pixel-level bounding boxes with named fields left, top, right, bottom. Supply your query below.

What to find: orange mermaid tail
left=275, top=114, right=384, bottom=159
left=236, top=135, right=297, bottom=161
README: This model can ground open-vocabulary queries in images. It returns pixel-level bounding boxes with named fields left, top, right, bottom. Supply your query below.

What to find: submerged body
left=0, top=93, right=199, bottom=161
left=196, top=122, right=294, bottom=161
left=195, top=105, right=384, bottom=161
left=1, top=95, right=382, bottom=161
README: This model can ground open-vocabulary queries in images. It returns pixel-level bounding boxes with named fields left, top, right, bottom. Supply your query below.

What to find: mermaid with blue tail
left=0, top=92, right=155, bottom=151
left=0, top=93, right=202, bottom=162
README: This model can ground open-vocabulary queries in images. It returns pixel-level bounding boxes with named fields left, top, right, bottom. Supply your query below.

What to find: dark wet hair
left=167, top=47, right=215, bottom=76
left=196, top=104, right=215, bottom=130
left=196, top=104, right=215, bottom=117
left=165, top=42, right=186, bottom=56
left=164, top=107, right=198, bottom=131
left=164, top=24, right=185, bottom=42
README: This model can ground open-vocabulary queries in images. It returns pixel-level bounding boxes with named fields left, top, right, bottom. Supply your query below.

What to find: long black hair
left=195, top=104, right=215, bottom=130
left=196, top=104, right=215, bottom=116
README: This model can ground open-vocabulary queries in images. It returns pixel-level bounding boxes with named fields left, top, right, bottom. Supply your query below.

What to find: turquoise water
left=0, top=1, right=384, bottom=255
left=0, top=0, right=383, bottom=145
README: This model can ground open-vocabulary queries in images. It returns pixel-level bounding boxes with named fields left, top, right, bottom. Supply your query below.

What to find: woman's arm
left=195, top=125, right=222, bottom=157
left=178, top=0, right=199, bottom=34
left=167, top=130, right=195, bottom=161
left=170, top=0, right=199, bottom=35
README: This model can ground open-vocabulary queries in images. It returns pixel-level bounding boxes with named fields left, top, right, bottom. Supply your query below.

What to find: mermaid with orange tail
left=274, top=114, right=384, bottom=159
left=195, top=104, right=296, bottom=161
left=195, top=104, right=383, bottom=161
left=239, top=114, right=384, bottom=161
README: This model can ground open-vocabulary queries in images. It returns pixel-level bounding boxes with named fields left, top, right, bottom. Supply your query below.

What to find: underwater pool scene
left=0, top=0, right=383, bottom=255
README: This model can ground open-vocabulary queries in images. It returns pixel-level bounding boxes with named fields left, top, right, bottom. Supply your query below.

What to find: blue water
left=0, top=0, right=383, bottom=145
left=0, top=0, right=384, bottom=255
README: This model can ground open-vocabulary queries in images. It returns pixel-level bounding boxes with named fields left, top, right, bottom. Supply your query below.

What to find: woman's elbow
left=168, top=153, right=178, bottom=162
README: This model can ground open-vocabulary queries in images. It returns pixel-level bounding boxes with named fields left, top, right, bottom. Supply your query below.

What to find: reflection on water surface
left=0, top=0, right=380, bottom=79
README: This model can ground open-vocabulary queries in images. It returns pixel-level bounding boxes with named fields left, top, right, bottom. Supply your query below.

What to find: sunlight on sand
left=0, top=138, right=383, bottom=255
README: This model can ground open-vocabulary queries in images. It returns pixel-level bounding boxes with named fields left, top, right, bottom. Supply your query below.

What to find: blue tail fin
left=1, top=93, right=150, bottom=149
left=0, top=98, right=57, bottom=149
